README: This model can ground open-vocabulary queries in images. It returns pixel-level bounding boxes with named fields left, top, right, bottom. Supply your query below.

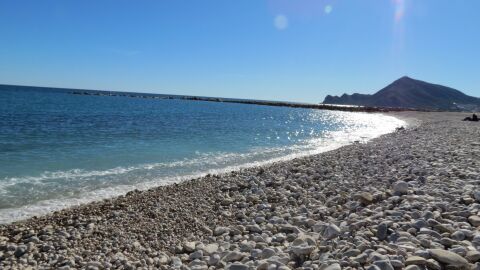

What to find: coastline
left=2, top=112, right=480, bottom=269
left=0, top=112, right=404, bottom=225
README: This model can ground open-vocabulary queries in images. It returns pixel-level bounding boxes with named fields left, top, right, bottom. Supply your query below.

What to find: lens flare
left=274, top=14, right=288, bottom=30
left=324, top=5, right=333, bottom=14
left=267, top=0, right=335, bottom=19
left=393, top=0, right=406, bottom=23
left=391, top=0, right=407, bottom=72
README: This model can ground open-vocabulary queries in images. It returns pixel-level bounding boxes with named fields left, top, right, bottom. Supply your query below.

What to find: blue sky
left=0, top=0, right=479, bottom=102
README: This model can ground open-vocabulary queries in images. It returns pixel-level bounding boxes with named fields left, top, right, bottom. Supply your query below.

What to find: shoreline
left=0, top=112, right=405, bottom=225
left=2, top=112, right=480, bottom=269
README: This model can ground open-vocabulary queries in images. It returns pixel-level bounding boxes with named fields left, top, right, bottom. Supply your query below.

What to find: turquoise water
left=0, top=86, right=404, bottom=223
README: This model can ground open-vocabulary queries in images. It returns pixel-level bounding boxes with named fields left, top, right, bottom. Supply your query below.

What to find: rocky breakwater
left=0, top=112, right=479, bottom=269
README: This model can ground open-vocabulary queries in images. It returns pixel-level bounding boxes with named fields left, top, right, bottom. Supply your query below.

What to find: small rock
left=405, top=256, right=427, bottom=266
left=425, top=259, right=441, bottom=270
left=183, top=241, right=196, bottom=252
left=469, top=215, right=480, bottom=227
left=323, top=223, right=341, bottom=239
left=390, top=260, right=404, bottom=268
left=377, top=223, right=388, bottom=241
left=208, top=254, right=221, bottom=266
left=226, top=263, right=249, bottom=270
left=466, top=250, right=480, bottom=263
left=14, top=245, right=27, bottom=258
left=261, top=248, right=276, bottom=259
left=451, top=231, right=465, bottom=241
left=373, top=260, right=394, bottom=270
left=324, top=263, right=341, bottom=270
left=359, top=192, right=374, bottom=205
left=214, top=226, right=229, bottom=236
left=428, top=249, right=469, bottom=267
left=189, top=259, right=208, bottom=270
left=202, top=243, right=218, bottom=255
left=291, top=245, right=315, bottom=256
left=158, top=252, right=171, bottom=265
left=473, top=191, right=480, bottom=202
left=223, top=251, right=245, bottom=262
left=405, top=265, right=422, bottom=270
left=189, top=250, right=204, bottom=260
left=393, top=181, right=408, bottom=195
left=246, top=224, right=262, bottom=233
left=343, top=249, right=361, bottom=257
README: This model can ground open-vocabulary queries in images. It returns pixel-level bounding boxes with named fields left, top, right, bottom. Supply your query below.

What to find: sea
left=0, top=85, right=405, bottom=223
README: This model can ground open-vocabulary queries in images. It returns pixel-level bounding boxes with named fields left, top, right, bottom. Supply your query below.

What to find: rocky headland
left=1, top=112, right=479, bottom=270
left=323, top=77, right=480, bottom=111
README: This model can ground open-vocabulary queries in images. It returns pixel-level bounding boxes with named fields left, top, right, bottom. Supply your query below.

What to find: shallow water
left=0, top=86, right=405, bottom=223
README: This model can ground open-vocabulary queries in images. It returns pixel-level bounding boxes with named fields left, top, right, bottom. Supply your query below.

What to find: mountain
left=323, top=76, right=480, bottom=111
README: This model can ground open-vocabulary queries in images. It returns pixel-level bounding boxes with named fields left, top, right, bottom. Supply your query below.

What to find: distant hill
left=323, top=76, right=480, bottom=111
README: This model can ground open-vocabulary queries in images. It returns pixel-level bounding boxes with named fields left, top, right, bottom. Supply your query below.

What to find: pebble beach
left=1, top=111, right=479, bottom=270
